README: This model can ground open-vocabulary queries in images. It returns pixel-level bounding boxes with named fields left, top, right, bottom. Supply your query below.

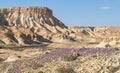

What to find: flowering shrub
left=39, top=48, right=113, bottom=62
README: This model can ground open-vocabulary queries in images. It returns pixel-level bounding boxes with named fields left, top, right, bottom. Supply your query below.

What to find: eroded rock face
left=0, top=7, right=68, bottom=45
left=0, top=7, right=66, bottom=29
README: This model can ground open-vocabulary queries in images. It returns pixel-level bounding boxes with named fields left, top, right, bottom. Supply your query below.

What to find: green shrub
left=64, top=54, right=78, bottom=61
left=116, top=42, right=119, bottom=44
left=38, top=71, right=43, bottom=73
left=114, top=47, right=119, bottom=50
left=32, top=63, right=43, bottom=70
left=57, top=67, right=76, bottom=73
left=0, top=57, right=4, bottom=62
left=105, top=44, right=111, bottom=48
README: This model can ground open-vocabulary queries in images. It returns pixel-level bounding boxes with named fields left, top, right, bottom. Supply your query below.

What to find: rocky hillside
left=0, top=6, right=119, bottom=47
left=0, top=7, right=70, bottom=45
left=69, top=26, right=120, bottom=47
left=0, top=7, right=67, bottom=29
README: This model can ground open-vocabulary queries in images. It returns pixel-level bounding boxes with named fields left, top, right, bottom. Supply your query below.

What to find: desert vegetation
left=1, top=46, right=119, bottom=73
left=57, top=67, right=76, bottom=73
left=105, top=44, right=111, bottom=48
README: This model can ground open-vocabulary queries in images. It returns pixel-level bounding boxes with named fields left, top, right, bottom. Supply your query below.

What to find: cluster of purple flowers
left=39, top=47, right=113, bottom=62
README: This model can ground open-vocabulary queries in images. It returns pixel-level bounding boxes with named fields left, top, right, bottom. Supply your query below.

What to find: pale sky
left=0, top=0, right=120, bottom=26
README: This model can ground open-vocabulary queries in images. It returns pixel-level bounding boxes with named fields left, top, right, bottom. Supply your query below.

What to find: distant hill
left=0, top=6, right=120, bottom=47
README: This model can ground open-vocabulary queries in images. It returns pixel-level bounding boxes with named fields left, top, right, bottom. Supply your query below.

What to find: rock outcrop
left=69, top=26, right=120, bottom=47
left=0, top=7, right=67, bottom=31
left=0, top=6, right=68, bottom=45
